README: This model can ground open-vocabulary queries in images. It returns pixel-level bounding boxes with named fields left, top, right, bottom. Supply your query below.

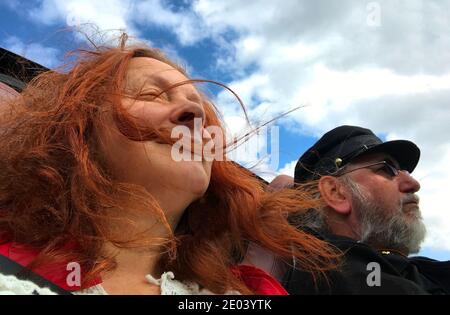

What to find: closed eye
left=138, top=90, right=169, bottom=102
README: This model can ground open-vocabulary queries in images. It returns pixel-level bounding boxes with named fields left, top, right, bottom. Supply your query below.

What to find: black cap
left=294, top=125, right=420, bottom=183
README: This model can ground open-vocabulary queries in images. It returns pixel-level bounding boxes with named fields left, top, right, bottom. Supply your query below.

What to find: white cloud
left=29, top=0, right=131, bottom=29
left=132, top=0, right=207, bottom=45
left=414, top=144, right=450, bottom=251
left=28, top=0, right=139, bottom=43
left=26, top=0, right=209, bottom=46
left=194, top=0, right=450, bottom=75
left=188, top=0, right=450, bottom=252
left=279, top=160, right=297, bottom=177
left=24, top=0, right=211, bottom=50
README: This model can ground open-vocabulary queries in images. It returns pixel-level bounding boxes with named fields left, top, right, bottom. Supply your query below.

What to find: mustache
left=401, top=194, right=420, bottom=205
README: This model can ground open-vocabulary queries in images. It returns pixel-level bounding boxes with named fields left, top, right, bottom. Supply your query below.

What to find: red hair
left=0, top=36, right=340, bottom=294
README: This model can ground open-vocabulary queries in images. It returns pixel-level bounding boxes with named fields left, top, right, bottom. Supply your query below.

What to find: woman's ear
left=318, top=176, right=352, bottom=215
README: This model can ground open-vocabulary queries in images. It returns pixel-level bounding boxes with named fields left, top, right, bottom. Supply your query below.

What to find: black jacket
left=283, top=233, right=450, bottom=295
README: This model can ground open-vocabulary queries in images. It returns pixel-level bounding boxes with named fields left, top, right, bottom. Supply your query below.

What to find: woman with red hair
left=0, top=36, right=339, bottom=295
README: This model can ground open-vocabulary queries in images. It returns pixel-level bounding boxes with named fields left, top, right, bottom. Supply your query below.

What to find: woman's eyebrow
left=143, top=75, right=171, bottom=89
left=142, top=74, right=203, bottom=101
left=142, top=69, right=182, bottom=90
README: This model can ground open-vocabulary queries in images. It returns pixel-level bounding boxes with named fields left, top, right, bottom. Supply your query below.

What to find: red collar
left=232, top=265, right=288, bottom=295
left=0, top=242, right=101, bottom=291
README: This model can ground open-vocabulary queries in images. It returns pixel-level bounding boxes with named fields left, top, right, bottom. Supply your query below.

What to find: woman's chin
left=188, top=172, right=211, bottom=197
left=175, top=161, right=211, bottom=195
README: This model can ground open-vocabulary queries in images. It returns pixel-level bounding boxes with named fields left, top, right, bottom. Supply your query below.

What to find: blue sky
left=1, top=0, right=449, bottom=260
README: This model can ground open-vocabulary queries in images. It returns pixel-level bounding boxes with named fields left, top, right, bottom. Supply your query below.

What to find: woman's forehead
left=126, top=57, right=189, bottom=89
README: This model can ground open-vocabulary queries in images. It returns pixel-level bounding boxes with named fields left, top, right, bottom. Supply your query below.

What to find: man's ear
left=318, top=176, right=352, bottom=215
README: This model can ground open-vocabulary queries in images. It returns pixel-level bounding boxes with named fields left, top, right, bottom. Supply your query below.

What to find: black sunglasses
left=336, top=160, right=402, bottom=177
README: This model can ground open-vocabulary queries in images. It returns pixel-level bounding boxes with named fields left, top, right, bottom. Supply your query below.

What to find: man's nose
left=398, top=171, right=421, bottom=194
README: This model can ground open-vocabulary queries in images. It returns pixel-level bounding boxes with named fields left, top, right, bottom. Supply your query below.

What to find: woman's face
left=98, top=57, right=213, bottom=219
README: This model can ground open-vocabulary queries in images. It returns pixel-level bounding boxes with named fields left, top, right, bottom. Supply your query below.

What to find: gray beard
left=347, top=179, right=427, bottom=255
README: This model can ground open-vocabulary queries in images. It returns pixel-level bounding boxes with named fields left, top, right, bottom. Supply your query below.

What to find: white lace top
left=0, top=272, right=240, bottom=295
left=0, top=274, right=57, bottom=295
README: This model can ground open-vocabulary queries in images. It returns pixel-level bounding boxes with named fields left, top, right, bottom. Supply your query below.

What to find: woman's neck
left=100, top=243, right=163, bottom=293
left=98, top=197, right=187, bottom=294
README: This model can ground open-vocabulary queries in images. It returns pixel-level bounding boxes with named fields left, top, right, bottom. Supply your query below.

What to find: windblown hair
left=0, top=36, right=340, bottom=294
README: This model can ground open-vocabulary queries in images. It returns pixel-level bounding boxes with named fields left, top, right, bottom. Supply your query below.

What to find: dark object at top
left=0, top=47, right=48, bottom=92
left=283, top=232, right=450, bottom=295
left=294, top=125, right=420, bottom=182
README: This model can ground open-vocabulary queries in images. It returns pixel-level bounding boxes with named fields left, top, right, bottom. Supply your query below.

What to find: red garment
left=0, top=241, right=287, bottom=295
left=0, top=242, right=101, bottom=291
left=232, top=265, right=288, bottom=295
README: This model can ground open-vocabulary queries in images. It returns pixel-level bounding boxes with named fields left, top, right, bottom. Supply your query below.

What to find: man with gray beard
left=282, top=125, right=450, bottom=294
left=340, top=173, right=426, bottom=256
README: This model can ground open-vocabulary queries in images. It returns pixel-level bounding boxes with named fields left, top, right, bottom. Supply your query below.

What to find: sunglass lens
left=385, top=162, right=399, bottom=176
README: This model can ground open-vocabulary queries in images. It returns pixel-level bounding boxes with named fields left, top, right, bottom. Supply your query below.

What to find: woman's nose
left=170, top=100, right=205, bottom=129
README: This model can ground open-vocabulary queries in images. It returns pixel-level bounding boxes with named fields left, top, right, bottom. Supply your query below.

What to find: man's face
left=342, top=153, right=426, bottom=254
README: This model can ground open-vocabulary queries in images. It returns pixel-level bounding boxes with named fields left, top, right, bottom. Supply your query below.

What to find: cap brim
left=355, top=140, right=420, bottom=173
